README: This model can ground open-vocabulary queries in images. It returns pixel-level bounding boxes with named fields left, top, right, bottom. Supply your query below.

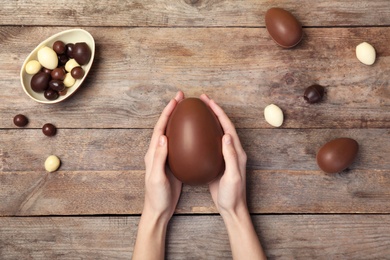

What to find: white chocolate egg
left=25, top=60, right=42, bottom=74
left=63, top=73, right=76, bottom=87
left=37, top=46, right=58, bottom=70
left=45, top=155, right=61, bottom=172
left=264, top=104, right=284, bottom=127
left=356, top=42, right=376, bottom=65
left=65, top=59, right=80, bottom=72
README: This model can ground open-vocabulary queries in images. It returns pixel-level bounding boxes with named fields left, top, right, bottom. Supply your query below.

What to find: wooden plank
left=1, top=27, right=389, bottom=129
left=1, top=129, right=388, bottom=172
left=1, top=168, right=390, bottom=216
left=1, top=1, right=390, bottom=27
left=0, top=215, right=389, bottom=259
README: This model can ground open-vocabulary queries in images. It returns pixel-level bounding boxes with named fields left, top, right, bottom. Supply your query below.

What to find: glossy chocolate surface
left=73, top=42, right=91, bottom=65
left=304, top=85, right=325, bottom=103
left=166, top=98, right=224, bottom=185
left=71, top=66, right=85, bottom=79
left=265, top=7, right=303, bottom=48
left=42, top=123, right=57, bottom=136
left=31, top=71, right=50, bottom=92
left=316, top=138, right=359, bottom=173
left=13, top=114, right=28, bottom=127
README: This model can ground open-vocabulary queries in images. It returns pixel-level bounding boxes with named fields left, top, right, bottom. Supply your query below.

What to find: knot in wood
left=184, top=0, right=202, bottom=7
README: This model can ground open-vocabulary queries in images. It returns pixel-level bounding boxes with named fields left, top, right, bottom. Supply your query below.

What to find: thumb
left=150, top=135, right=168, bottom=176
left=222, top=134, right=240, bottom=176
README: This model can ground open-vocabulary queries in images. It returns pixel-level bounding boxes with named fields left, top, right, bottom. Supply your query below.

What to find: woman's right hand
left=200, top=94, right=248, bottom=217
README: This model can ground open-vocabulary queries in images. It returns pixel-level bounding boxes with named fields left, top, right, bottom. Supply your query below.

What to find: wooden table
left=1, top=1, right=389, bottom=259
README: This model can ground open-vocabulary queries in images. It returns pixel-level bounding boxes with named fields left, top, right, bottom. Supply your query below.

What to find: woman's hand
left=200, top=94, right=267, bottom=260
left=133, top=91, right=184, bottom=260
left=200, top=94, right=248, bottom=217
left=142, top=91, right=184, bottom=222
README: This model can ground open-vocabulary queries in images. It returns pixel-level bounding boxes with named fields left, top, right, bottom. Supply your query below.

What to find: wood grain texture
left=1, top=0, right=390, bottom=27
left=1, top=215, right=389, bottom=259
left=1, top=129, right=389, bottom=172
left=1, top=27, right=389, bottom=129
left=1, top=169, right=390, bottom=215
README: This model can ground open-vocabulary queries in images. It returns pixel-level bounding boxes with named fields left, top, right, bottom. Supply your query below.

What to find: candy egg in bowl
left=20, top=29, right=95, bottom=104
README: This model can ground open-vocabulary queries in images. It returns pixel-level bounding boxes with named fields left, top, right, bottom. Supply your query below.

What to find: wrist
left=220, top=204, right=253, bottom=231
left=141, top=206, right=171, bottom=228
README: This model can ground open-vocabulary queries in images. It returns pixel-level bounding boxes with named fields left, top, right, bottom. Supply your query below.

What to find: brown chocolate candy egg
left=304, top=85, right=325, bottom=103
left=42, top=123, right=57, bottom=136
left=44, top=88, right=59, bottom=100
left=53, top=40, right=66, bottom=55
left=49, top=79, right=65, bottom=92
left=71, top=66, right=85, bottom=79
left=13, top=114, right=29, bottom=127
left=73, top=42, right=91, bottom=65
left=166, top=98, right=225, bottom=185
left=31, top=71, right=50, bottom=92
left=265, top=7, right=303, bottom=48
left=316, top=138, right=359, bottom=173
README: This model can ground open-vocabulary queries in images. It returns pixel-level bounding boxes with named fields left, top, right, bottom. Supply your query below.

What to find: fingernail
left=159, top=135, right=166, bottom=146
left=224, top=134, right=231, bottom=145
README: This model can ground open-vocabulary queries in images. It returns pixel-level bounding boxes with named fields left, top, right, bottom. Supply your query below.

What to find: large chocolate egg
left=72, top=42, right=92, bottom=65
left=316, top=138, right=359, bottom=173
left=265, top=8, right=303, bottom=48
left=31, top=71, right=50, bottom=92
left=166, top=98, right=224, bottom=185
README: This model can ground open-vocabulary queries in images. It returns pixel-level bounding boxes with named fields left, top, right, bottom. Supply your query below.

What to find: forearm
left=132, top=210, right=169, bottom=260
left=222, top=208, right=267, bottom=260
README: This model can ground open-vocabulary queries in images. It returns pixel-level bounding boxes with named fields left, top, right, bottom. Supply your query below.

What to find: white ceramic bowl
left=20, top=29, right=95, bottom=104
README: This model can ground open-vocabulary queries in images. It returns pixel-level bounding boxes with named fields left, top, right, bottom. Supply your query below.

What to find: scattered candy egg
left=25, top=60, right=42, bottom=75
left=42, top=123, right=57, bottom=136
left=37, top=46, right=58, bottom=70
left=265, top=7, right=303, bottom=48
left=356, top=42, right=376, bottom=65
left=166, top=98, right=224, bottom=185
left=304, top=85, right=325, bottom=103
left=13, top=114, right=29, bottom=127
left=45, top=155, right=61, bottom=172
left=264, top=104, right=284, bottom=127
left=316, top=138, right=359, bottom=173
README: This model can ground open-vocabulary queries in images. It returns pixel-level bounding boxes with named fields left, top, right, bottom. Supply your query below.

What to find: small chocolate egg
left=304, top=85, right=325, bottom=104
left=31, top=71, right=50, bottom=92
left=71, top=66, right=85, bottom=79
left=49, top=79, right=65, bottom=92
left=42, top=123, right=57, bottom=136
left=13, top=114, right=29, bottom=127
left=73, top=42, right=92, bottom=65
left=44, top=88, right=59, bottom=100
left=316, top=138, right=359, bottom=173
left=51, top=67, right=66, bottom=80
left=53, top=40, right=66, bottom=55
left=166, top=98, right=224, bottom=185
left=265, top=7, right=303, bottom=48
left=66, top=43, right=75, bottom=58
